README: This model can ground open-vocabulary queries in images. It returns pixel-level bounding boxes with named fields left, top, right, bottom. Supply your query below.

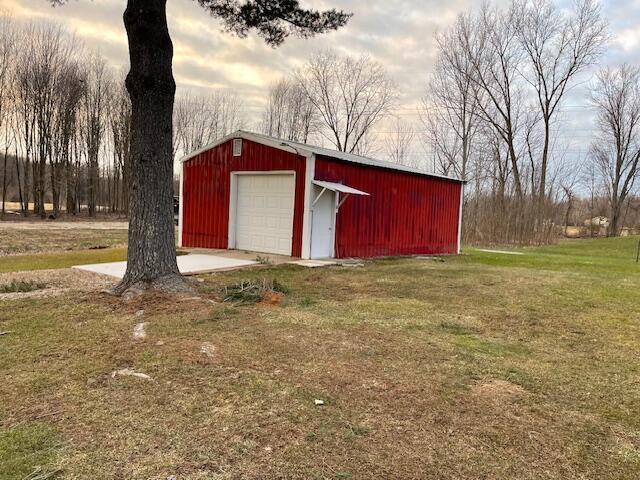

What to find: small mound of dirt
left=470, top=379, right=526, bottom=403
left=261, top=290, right=284, bottom=305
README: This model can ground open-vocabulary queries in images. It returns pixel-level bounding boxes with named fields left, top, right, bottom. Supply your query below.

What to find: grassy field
left=1, top=236, right=640, bottom=479
left=0, top=248, right=128, bottom=273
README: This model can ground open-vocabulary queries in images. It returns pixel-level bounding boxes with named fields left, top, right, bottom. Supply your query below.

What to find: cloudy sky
left=3, top=0, right=640, bottom=165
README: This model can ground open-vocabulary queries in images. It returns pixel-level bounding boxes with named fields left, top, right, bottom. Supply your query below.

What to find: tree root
left=108, top=273, right=193, bottom=299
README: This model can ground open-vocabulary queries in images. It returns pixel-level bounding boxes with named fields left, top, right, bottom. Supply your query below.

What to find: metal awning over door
left=312, top=180, right=369, bottom=210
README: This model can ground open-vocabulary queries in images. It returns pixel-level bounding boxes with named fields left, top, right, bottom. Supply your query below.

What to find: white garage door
left=235, top=174, right=295, bottom=255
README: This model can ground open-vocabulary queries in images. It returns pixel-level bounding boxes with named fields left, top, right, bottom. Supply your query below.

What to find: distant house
left=178, top=131, right=464, bottom=259
left=583, top=216, right=609, bottom=228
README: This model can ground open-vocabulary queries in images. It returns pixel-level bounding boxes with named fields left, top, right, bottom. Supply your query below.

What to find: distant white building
left=583, top=216, right=609, bottom=228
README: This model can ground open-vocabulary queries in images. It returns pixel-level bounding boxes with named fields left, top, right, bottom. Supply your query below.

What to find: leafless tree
left=589, top=64, right=640, bottom=236
left=261, top=76, right=318, bottom=143
left=0, top=12, right=14, bottom=130
left=1, top=107, right=17, bottom=216
left=423, top=113, right=462, bottom=177
left=174, top=90, right=244, bottom=158
left=56, top=57, right=85, bottom=215
left=0, top=12, right=15, bottom=216
left=35, top=24, right=69, bottom=217
left=425, top=0, right=600, bottom=245
left=514, top=0, right=607, bottom=207
left=296, top=49, right=397, bottom=154
left=12, top=22, right=78, bottom=217
left=553, top=153, right=581, bottom=232
left=423, top=13, right=481, bottom=180
left=109, top=73, right=132, bottom=214
left=464, top=3, right=528, bottom=199
left=262, top=78, right=289, bottom=139
left=385, top=116, right=416, bottom=166
left=14, top=24, right=36, bottom=216
left=81, top=54, right=112, bottom=217
left=431, top=3, right=539, bottom=244
left=47, top=52, right=85, bottom=217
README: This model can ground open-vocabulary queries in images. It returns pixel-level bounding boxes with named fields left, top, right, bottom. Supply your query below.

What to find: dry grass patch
left=0, top=226, right=127, bottom=256
left=0, top=269, right=113, bottom=300
left=0, top=280, right=47, bottom=294
left=470, top=378, right=527, bottom=403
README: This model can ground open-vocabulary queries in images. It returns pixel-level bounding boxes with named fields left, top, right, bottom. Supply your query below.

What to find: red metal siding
left=181, top=139, right=306, bottom=257
left=314, top=155, right=462, bottom=258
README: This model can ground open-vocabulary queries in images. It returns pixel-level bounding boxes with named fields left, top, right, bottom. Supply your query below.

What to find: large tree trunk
left=608, top=200, right=622, bottom=237
left=122, top=159, right=130, bottom=216
left=114, top=0, right=187, bottom=294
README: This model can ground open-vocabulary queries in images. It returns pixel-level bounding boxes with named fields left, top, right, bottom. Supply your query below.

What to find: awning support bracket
left=337, top=193, right=351, bottom=210
left=312, top=187, right=327, bottom=207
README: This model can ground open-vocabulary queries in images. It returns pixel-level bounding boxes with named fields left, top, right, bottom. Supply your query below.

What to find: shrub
left=255, top=255, right=272, bottom=264
left=222, top=278, right=288, bottom=305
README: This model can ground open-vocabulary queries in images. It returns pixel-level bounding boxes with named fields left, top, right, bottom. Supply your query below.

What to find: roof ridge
left=181, top=129, right=464, bottom=183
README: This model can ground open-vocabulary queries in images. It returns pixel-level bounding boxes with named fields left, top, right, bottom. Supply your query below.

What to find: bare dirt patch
left=470, top=379, right=527, bottom=403
left=0, top=220, right=128, bottom=230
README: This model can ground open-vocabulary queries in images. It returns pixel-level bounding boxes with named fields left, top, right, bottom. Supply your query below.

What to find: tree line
left=0, top=15, right=246, bottom=219
left=2, top=0, right=639, bottom=243
left=260, top=0, right=639, bottom=242
left=0, top=19, right=124, bottom=218
left=422, top=0, right=640, bottom=241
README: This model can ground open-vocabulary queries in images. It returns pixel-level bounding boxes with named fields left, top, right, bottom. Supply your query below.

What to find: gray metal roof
left=180, top=130, right=464, bottom=183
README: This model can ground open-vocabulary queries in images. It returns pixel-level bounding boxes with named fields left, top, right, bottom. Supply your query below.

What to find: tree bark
left=65, top=147, right=75, bottom=214
left=114, top=0, right=186, bottom=294
left=37, top=132, right=46, bottom=218
left=14, top=146, right=23, bottom=216
left=608, top=200, right=622, bottom=237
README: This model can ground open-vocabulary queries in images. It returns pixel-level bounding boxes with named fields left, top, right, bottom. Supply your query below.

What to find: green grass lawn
left=469, top=236, right=640, bottom=277
left=1, top=237, right=639, bottom=479
left=0, top=224, right=128, bottom=273
left=0, top=248, right=128, bottom=273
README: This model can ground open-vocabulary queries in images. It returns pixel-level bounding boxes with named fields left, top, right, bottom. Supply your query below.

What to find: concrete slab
left=180, top=247, right=294, bottom=265
left=288, top=259, right=337, bottom=268
left=476, top=249, right=524, bottom=256
left=73, top=254, right=257, bottom=279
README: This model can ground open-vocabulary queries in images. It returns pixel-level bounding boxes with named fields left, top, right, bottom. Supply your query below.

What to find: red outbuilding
left=179, top=131, right=464, bottom=259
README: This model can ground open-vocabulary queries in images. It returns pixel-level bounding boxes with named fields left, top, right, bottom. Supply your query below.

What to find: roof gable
left=180, top=130, right=464, bottom=183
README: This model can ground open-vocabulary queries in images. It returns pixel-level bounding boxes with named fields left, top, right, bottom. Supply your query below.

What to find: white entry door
left=235, top=174, right=295, bottom=255
left=310, top=186, right=336, bottom=259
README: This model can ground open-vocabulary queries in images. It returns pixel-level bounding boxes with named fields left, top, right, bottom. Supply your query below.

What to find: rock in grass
left=133, top=322, right=147, bottom=340
left=200, top=342, right=216, bottom=358
left=111, top=368, right=152, bottom=381
left=314, top=399, right=325, bottom=406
